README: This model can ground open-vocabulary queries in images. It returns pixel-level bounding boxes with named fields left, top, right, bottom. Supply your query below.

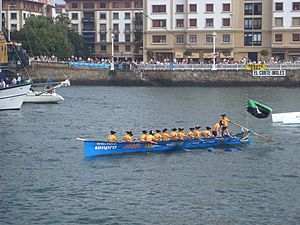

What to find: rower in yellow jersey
left=154, top=130, right=162, bottom=142
left=212, top=121, right=222, bottom=137
left=123, top=131, right=133, bottom=142
left=162, top=128, right=170, bottom=141
left=187, top=127, right=195, bottom=139
left=146, top=130, right=156, bottom=143
left=140, top=130, right=147, bottom=142
left=177, top=128, right=186, bottom=140
left=193, top=126, right=201, bottom=139
left=169, top=128, right=178, bottom=140
left=202, top=127, right=212, bottom=138
left=220, top=114, right=231, bottom=136
left=108, top=130, right=118, bottom=142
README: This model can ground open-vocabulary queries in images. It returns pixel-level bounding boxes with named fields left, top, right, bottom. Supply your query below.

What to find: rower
left=146, top=130, right=155, bottom=143
left=169, top=128, right=178, bottom=140
left=187, top=127, right=195, bottom=139
left=203, top=127, right=212, bottom=138
left=140, top=130, right=147, bottom=142
left=212, top=121, right=222, bottom=137
left=108, top=130, right=117, bottom=142
left=123, top=131, right=134, bottom=142
left=220, top=114, right=231, bottom=136
left=177, top=128, right=186, bottom=140
left=162, top=128, right=170, bottom=141
left=154, top=130, right=162, bottom=142
left=194, top=126, right=201, bottom=139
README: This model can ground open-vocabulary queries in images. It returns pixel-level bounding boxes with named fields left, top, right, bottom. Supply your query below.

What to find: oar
left=76, top=137, right=87, bottom=142
left=230, top=121, right=272, bottom=142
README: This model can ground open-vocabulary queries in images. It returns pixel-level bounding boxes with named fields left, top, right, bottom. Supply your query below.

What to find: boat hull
left=24, top=92, right=64, bottom=103
left=0, top=83, right=32, bottom=110
left=272, top=112, right=300, bottom=124
left=82, top=132, right=251, bottom=157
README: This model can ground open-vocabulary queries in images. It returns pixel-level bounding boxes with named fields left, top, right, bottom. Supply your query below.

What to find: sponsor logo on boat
left=94, top=145, right=117, bottom=151
left=123, top=144, right=141, bottom=149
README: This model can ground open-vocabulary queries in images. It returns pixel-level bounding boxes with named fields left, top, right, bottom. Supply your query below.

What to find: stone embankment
left=21, top=62, right=300, bottom=87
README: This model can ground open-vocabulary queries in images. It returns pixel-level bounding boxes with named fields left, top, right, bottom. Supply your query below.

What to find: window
left=176, top=19, right=184, bottom=27
left=113, top=13, right=119, bottom=19
left=206, top=18, right=214, bottom=27
left=176, top=35, right=184, bottom=43
left=125, top=45, right=131, bottom=51
left=71, top=13, right=78, bottom=20
left=112, top=2, right=119, bottom=8
left=244, top=32, right=261, bottom=46
left=292, top=17, right=300, bottom=26
left=275, top=2, right=283, bottom=11
left=100, top=24, right=106, bottom=31
left=176, top=4, right=184, bottom=13
left=189, top=35, right=197, bottom=43
left=253, top=18, right=262, bottom=29
left=125, top=1, right=131, bottom=8
left=275, top=17, right=283, bottom=26
left=189, top=4, right=197, bottom=12
left=245, top=3, right=262, bottom=15
left=245, top=18, right=262, bottom=29
left=125, top=34, right=130, bottom=42
left=100, top=45, right=106, bottom=52
left=152, top=5, right=166, bottom=13
left=206, top=35, right=213, bottom=43
left=244, top=18, right=252, bottom=30
left=293, top=33, right=300, bottom=41
left=222, top=18, right=230, bottom=27
left=134, top=0, right=143, bottom=8
left=114, top=34, right=119, bottom=42
left=189, top=19, right=197, bottom=27
left=11, top=24, right=17, bottom=31
left=275, top=34, right=282, bottom=42
left=125, top=23, right=131, bottom=31
left=206, top=4, right=214, bottom=12
left=99, top=1, right=106, bottom=8
left=113, top=23, right=119, bottom=32
left=100, top=12, right=106, bottom=19
left=23, top=13, right=26, bottom=19
left=223, top=3, right=230, bottom=12
left=83, top=2, right=94, bottom=9
left=125, top=13, right=130, bottom=19
left=114, top=45, right=119, bottom=52
left=71, top=24, right=78, bottom=31
left=71, top=3, right=78, bottom=8
left=152, top=35, right=166, bottom=43
left=152, top=19, right=166, bottom=28
left=293, top=2, right=300, bottom=10
left=11, top=13, right=17, bottom=20
left=100, top=34, right=106, bottom=42
left=223, top=34, right=230, bottom=43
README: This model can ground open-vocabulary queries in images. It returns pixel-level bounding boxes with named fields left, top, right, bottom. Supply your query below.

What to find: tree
left=260, top=49, right=269, bottom=61
left=183, top=49, right=192, bottom=58
left=11, top=15, right=89, bottom=59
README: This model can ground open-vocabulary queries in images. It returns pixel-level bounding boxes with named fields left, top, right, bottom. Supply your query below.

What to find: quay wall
left=21, top=62, right=300, bottom=87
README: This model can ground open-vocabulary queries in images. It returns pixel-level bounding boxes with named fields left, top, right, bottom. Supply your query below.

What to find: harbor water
left=1, top=86, right=300, bottom=224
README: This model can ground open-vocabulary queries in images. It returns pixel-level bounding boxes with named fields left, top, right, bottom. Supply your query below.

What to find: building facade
left=65, top=0, right=143, bottom=60
left=1, top=0, right=54, bottom=40
left=143, top=0, right=300, bottom=62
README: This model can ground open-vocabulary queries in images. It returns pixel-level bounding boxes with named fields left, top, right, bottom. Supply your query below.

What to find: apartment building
left=65, top=0, right=143, bottom=60
left=1, top=0, right=54, bottom=38
left=144, top=0, right=300, bottom=62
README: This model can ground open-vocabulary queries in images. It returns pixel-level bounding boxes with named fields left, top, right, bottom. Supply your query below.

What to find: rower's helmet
left=163, top=128, right=168, bottom=132
left=178, top=128, right=184, bottom=131
left=111, top=130, right=116, bottom=134
left=206, top=127, right=211, bottom=130
left=156, top=130, right=161, bottom=133
left=129, top=131, right=133, bottom=136
left=195, top=126, right=201, bottom=129
left=126, top=131, right=131, bottom=134
left=142, top=130, right=147, bottom=134
left=149, top=130, right=154, bottom=135
left=190, top=127, right=195, bottom=130
left=221, top=114, right=226, bottom=117
left=172, top=128, right=177, bottom=131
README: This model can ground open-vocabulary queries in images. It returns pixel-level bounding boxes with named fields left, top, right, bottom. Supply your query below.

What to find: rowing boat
left=78, top=132, right=251, bottom=157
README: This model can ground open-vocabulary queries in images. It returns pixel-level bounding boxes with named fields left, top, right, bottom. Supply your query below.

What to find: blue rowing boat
left=79, top=132, right=251, bottom=157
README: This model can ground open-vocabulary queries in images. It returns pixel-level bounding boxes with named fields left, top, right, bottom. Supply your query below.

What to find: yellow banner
left=0, top=32, right=8, bottom=64
left=245, top=64, right=269, bottom=71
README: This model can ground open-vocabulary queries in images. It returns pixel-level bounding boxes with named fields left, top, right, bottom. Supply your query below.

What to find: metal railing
left=136, top=63, right=300, bottom=71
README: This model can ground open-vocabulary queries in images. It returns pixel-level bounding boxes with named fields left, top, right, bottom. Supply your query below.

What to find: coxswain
left=170, top=128, right=178, bottom=140
left=187, top=128, right=195, bottom=139
left=108, top=130, right=117, bottom=142
left=220, top=114, right=231, bottom=136
left=140, top=130, right=147, bottom=142
left=194, top=126, right=201, bottom=139
left=203, top=127, right=212, bottom=138
left=177, top=128, right=186, bottom=140
left=162, top=128, right=170, bottom=141
left=123, top=131, right=133, bottom=142
left=146, top=130, right=156, bottom=143
left=154, top=130, right=162, bottom=142
left=212, top=121, right=222, bottom=137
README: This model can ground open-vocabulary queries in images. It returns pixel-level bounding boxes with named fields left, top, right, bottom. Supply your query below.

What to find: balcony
left=124, top=29, right=131, bottom=34
left=82, top=17, right=94, bottom=23
left=82, top=29, right=95, bottom=33
left=113, top=29, right=120, bottom=34
left=100, top=29, right=107, bottom=34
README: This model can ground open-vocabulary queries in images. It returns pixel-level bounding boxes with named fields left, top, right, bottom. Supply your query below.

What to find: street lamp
left=111, top=33, right=115, bottom=71
left=212, top=31, right=217, bottom=70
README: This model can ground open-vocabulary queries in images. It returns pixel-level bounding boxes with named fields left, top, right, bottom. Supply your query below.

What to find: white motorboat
left=272, top=112, right=300, bottom=124
left=24, top=79, right=70, bottom=103
left=0, top=82, right=32, bottom=110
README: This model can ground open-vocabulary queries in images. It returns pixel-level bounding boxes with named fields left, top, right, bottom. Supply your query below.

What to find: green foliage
left=260, top=49, right=269, bottom=57
left=11, top=15, right=89, bottom=59
left=183, top=49, right=192, bottom=57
